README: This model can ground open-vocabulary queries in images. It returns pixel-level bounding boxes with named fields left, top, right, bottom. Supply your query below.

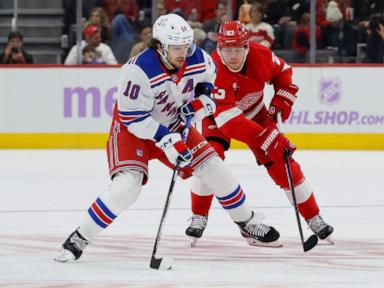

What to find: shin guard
left=195, top=156, right=252, bottom=222
left=267, top=161, right=320, bottom=221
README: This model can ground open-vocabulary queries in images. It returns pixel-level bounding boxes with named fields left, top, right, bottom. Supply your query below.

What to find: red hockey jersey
left=210, top=42, right=296, bottom=145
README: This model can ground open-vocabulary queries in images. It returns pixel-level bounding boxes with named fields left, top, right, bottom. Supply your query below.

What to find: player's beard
left=170, top=58, right=185, bottom=69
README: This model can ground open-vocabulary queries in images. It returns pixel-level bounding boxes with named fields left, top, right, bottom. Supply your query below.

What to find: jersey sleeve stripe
left=150, top=73, right=169, bottom=83
left=121, top=114, right=150, bottom=126
left=150, top=78, right=171, bottom=88
left=215, top=107, right=243, bottom=128
left=118, top=110, right=151, bottom=124
left=185, top=63, right=206, bottom=71
left=118, top=110, right=150, bottom=116
left=184, top=69, right=207, bottom=78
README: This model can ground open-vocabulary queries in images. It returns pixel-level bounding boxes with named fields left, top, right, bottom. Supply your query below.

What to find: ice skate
left=54, top=229, right=89, bottom=262
left=307, top=214, right=334, bottom=244
left=185, top=214, right=208, bottom=247
left=236, top=211, right=282, bottom=247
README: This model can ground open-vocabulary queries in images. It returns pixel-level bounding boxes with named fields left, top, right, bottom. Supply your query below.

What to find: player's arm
left=117, top=64, right=192, bottom=166
left=117, top=64, right=169, bottom=142
left=181, top=50, right=217, bottom=122
left=268, top=51, right=299, bottom=122
left=215, top=89, right=295, bottom=163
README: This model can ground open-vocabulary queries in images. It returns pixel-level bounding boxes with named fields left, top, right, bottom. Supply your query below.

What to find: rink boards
left=0, top=64, right=383, bottom=149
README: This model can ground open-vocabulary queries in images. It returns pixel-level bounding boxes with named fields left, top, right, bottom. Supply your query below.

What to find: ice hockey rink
left=0, top=149, right=383, bottom=287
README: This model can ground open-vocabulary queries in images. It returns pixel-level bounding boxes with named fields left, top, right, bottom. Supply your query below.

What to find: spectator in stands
left=188, top=8, right=203, bottom=29
left=321, top=1, right=359, bottom=60
left=0, top=31, right=33, bottom=64
left=110, top=0, right=139, bottom=63
left=352, top=0, right=384, bottom=43
left=165, top=0, right=200, bottom=21
left=82, top=45, right=105, bottom=64
left=157, top=1, right=168, bottom=17
left=65, top=24, right=117, bottom=64
left=292, top=13, right=322, bottom=62
left=365, top=17, right=384, bottom=63
left=289, top=0, right=310, bottom=22
left=245, top=2, right=275, bottom=48
left=103, top=0, right=118, bottom=20
left=238, top=0, right=252, bottom=24
left=265, top=0, right=297, bottom=49
left=200, top=0, right=219, bottom=23
left=354, top=0, right=384, bottom=24
left=193, top=28, right=207, bottom=48
left=202, top=2, right=229, bottom=54
left=129, top=24, right=152, bottom=58
left=85, top=7, right=112, bottom=44
left=169, top=7, right=186, bottom=19
left=63, top=0, right=107, bottom=39
left=109, top=0, right=139, bottom=20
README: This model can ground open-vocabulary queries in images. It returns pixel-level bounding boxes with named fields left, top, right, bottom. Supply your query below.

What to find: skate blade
left=320, top=235, right=335, bottom=245
left=190, top=237, right=199, bottom=247
left=246, top=238, right=283, bottom=248
left=54, top=249, right=76, bottom=263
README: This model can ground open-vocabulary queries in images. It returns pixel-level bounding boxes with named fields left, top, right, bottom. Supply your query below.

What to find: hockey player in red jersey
left=185, top=20, right=334, bottom=247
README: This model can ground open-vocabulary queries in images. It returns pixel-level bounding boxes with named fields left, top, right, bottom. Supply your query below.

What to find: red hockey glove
left=156, top=132, right=192, bottom=167
left=181, top=94, right=216, bottom=122
left=268, top=85, right=298, bottom=122
left=256, top=126, right=296, bottom=163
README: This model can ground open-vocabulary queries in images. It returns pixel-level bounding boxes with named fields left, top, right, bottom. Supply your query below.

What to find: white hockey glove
left=180, top=94, right=216, bottom=123
left=156, top=133, right=192, bottom=168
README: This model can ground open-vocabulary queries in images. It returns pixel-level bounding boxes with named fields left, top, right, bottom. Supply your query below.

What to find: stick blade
left=150, top=256, right=173, bottom=270
left=303, top=234, right=318, bottom=252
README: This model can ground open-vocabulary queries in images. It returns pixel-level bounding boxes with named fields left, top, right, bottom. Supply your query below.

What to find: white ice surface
left=0, top=149, right=383, bottom=287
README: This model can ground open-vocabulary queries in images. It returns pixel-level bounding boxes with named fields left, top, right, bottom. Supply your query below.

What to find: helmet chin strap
left=157, top=47, right=175, bottom=70
left=218, top=47, right=249, bottom=73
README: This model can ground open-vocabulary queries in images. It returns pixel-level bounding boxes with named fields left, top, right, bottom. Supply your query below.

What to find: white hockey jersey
left=116, top=46, right=216, bottom=142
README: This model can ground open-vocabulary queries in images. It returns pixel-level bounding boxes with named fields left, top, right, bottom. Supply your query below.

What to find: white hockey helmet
left=153, top=13, right=194, bottom=53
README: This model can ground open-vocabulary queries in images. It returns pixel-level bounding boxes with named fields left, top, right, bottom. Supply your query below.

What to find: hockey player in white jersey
left=55, top=13, right=282, bottom=263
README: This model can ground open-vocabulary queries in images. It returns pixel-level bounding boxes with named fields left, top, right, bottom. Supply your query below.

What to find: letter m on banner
left=64, top=87, right=101, bottom=117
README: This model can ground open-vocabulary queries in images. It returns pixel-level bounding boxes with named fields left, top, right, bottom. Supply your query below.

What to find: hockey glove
left=256, top=126, right=296, bottom=163
left=181, top=94, right=216, bottom=123
left=268, top=85, right=298, bottom=122
left=156, top=132, right=192, bottom=168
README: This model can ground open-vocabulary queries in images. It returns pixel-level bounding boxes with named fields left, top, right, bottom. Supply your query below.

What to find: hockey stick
left=276, top=113, right=318, bottom=252
left=150, top=116, right=193, bottom=270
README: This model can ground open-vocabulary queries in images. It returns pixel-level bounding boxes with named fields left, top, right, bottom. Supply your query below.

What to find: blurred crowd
left=1, top=0, right=384, bottom=64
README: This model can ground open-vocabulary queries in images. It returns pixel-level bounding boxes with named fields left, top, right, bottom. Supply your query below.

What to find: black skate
left=307, top=215, right=334, bottom=244
left=185, top=214, right=208, bottom=247
left=236, top=211, right=282, bottom=247
left=54, top=229, right=89, bottom=262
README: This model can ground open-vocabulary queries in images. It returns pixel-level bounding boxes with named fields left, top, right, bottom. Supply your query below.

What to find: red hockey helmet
left=217, top=20, right=250, bottom=48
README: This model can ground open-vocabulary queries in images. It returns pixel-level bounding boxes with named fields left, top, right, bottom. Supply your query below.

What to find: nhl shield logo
left=171, top=74, right=178, bottom=82
left=318, top=78, right=342, bottom=105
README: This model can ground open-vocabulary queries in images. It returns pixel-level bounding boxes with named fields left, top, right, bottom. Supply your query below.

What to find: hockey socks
left=191, top=192, right=214, bottom=215
left=78, top=194, right=122, bottom=241
left=87, top=197, right=117, bottom=229
left=284, top=180, right=320, bottom=221
left=297, top=193, right=320, bottom=220
left=216, top=184, right=252, bottom=222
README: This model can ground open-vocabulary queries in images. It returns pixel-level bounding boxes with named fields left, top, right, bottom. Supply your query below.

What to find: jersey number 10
left=123, top=81, right=140, bottom=100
